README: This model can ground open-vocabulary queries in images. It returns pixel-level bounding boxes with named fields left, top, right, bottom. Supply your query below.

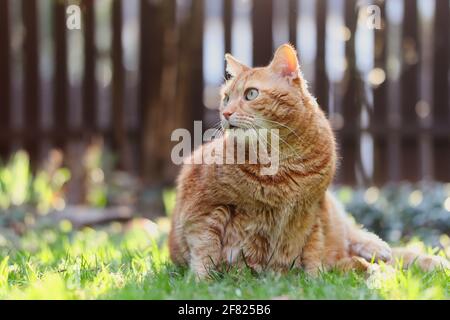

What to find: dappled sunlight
left=0, top=223, right=169, bottom=299
left=367, top=262, right=448, bottom=300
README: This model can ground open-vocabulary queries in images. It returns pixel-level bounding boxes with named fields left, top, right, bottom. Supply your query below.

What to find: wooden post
left=386, top=0, right=403, bottom=183
left=288, top=0, right=298, bottom=46
left=401, top=0, right=419, bottom=182
left=224, top=0, right=233, bottom=56
left=140, top=0, right=164, bottom=185
left=433, top=0, right=450, bottom=182
left=252, top=0, right=273, bottom=67
left=22, top=0, right=40, bottom=167
left=139, top=0, right=173, bottom=217
left=372, top=0, right=387, bottom=185
left=338, top=0, right=358, bottom=185
left=82, top=0, right=97, bottom=134
left=112, top=0, right=133, bottom=172
left=0, top=0, right=11, bottom=157
left=189, top=0, right=204, bottom=127
left=53, top=0, right=68, bottom=146
left=315, top=0, right=328, bottom=113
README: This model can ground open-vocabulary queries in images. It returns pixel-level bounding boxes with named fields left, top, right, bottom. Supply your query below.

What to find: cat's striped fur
left=169, top=44, right=449, bottom=278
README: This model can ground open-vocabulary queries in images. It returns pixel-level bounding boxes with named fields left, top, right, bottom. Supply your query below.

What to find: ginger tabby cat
left=169, top=44, right=449, bottom=278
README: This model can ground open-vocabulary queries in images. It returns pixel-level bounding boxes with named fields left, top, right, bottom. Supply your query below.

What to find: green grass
left=1, top=150, right=449, bottom=299
left=0, top=222, right=448, bottom=300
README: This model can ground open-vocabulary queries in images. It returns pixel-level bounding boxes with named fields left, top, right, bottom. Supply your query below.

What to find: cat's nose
left=222, top=110, right=234, bottom=120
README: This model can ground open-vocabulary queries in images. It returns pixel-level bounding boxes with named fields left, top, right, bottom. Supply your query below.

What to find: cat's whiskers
left=251, top=123, right=301, bottom=161
left=248, top=123, right=294, bottom=167
left=252, top=115, right=302, bottom=141
left=223, top=114, right=302, bottom=163
left=260, top=100, right=293, bottom=139
left=209, top=120, right=225, bottom=139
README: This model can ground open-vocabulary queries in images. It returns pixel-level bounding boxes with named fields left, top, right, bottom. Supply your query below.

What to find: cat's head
left=220, top=44, right=319, bottom=135
left=220, top=44, right=335, bottom=182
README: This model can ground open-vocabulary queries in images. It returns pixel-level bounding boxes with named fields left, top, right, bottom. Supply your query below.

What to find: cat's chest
left=221, top=206, right=301, bottom=268
left=221, top=177, right=295, bottom=209
left=216, top=164, right=301, bottom=207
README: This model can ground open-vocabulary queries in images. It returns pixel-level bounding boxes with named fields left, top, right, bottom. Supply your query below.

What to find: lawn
left=1, top=221, right=449, bottom=300
left=0, top=152, right=449, bottom=300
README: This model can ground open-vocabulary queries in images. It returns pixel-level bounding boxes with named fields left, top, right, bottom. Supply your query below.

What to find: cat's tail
left=388, top=247, right=450, bottom=271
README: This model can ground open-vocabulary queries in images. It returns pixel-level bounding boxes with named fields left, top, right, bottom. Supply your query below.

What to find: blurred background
left=0, top=0, right=449, bottom=246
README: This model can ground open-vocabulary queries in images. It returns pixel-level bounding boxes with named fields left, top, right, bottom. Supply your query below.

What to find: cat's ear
left=225, top=54, right=249, bottom=77
left=269, top=44, right=300, bottom=80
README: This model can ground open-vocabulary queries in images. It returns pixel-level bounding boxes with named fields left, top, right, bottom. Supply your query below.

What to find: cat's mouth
left=223, top=121, right=243, bottom=130
left=227, top=125, right=250, bottom=131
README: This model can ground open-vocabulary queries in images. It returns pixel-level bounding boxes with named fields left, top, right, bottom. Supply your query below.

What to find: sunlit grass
left=0, top=151, right=449, bottom=299
left=0, top=224, right=448, bottom=300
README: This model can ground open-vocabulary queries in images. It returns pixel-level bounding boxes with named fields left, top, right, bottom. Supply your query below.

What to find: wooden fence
left=0, top=0, right=449, bottom=201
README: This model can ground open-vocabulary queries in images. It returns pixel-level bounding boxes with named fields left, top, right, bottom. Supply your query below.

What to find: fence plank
left=174, top=0, right=203, bottom=135
left=0, top=0, right=10, bottom=158
left=139, top=0, right=166, bottom=185
left=53, top=0, right=68, bottom=144
left=1, top=0, right=450, bottom=188
left=82, top=0, right=97, bottom=133
left=252, top=0, right=273, bottom=66
left=223, top=0, right=233, bottom=56
left=112, top=0, right=133, bottom=171
left=433, top=0, right=450, bottom=182
left=372, top=0, right=387, bottom=185
left=190, top=0, right=206, bottom=125
left=314, top=0, right=328, bottom=113
left=433, top=0, right=449, bottom=126
left=401, top=0, right=419, bottom=181
left=385, top=0, right=403, bottom=183
left=22, top=0, right=40, bottom=166
left=190, top=0, right=204, bottom=125
left=434, top=138, right=450, bottom=182
left=337, top=0, right=358, bottom=185
left=288, top=0, right=297, bottom=45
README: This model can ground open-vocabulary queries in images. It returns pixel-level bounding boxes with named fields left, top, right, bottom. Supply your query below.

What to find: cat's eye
left=244, top=88, right=259, bottom=101
left=223, top=94, right=230, bottom=106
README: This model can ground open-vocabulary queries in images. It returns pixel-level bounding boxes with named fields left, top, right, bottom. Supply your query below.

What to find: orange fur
left=168, top=44, right=449, bottom=278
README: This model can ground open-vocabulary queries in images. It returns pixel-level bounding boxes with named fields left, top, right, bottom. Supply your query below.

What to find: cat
left=168, top=44, right=449, bottom=278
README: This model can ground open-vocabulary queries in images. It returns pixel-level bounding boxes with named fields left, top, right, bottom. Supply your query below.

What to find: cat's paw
left=192, top=267, right=213, bottom=282
left=335, top=256, right=371, bottom=272
left=351, top=239, right=392, bottom=263
left=190, top=261, right=216, bottom=282
left=304, top=264, right=322, bottom=277
left=414, top=255, right=450, bottom=272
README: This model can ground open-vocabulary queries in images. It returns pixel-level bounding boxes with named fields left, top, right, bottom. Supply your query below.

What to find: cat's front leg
left=185, top=206, right=231, bottom=279
left=301, top=223, right=325, bottom=276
